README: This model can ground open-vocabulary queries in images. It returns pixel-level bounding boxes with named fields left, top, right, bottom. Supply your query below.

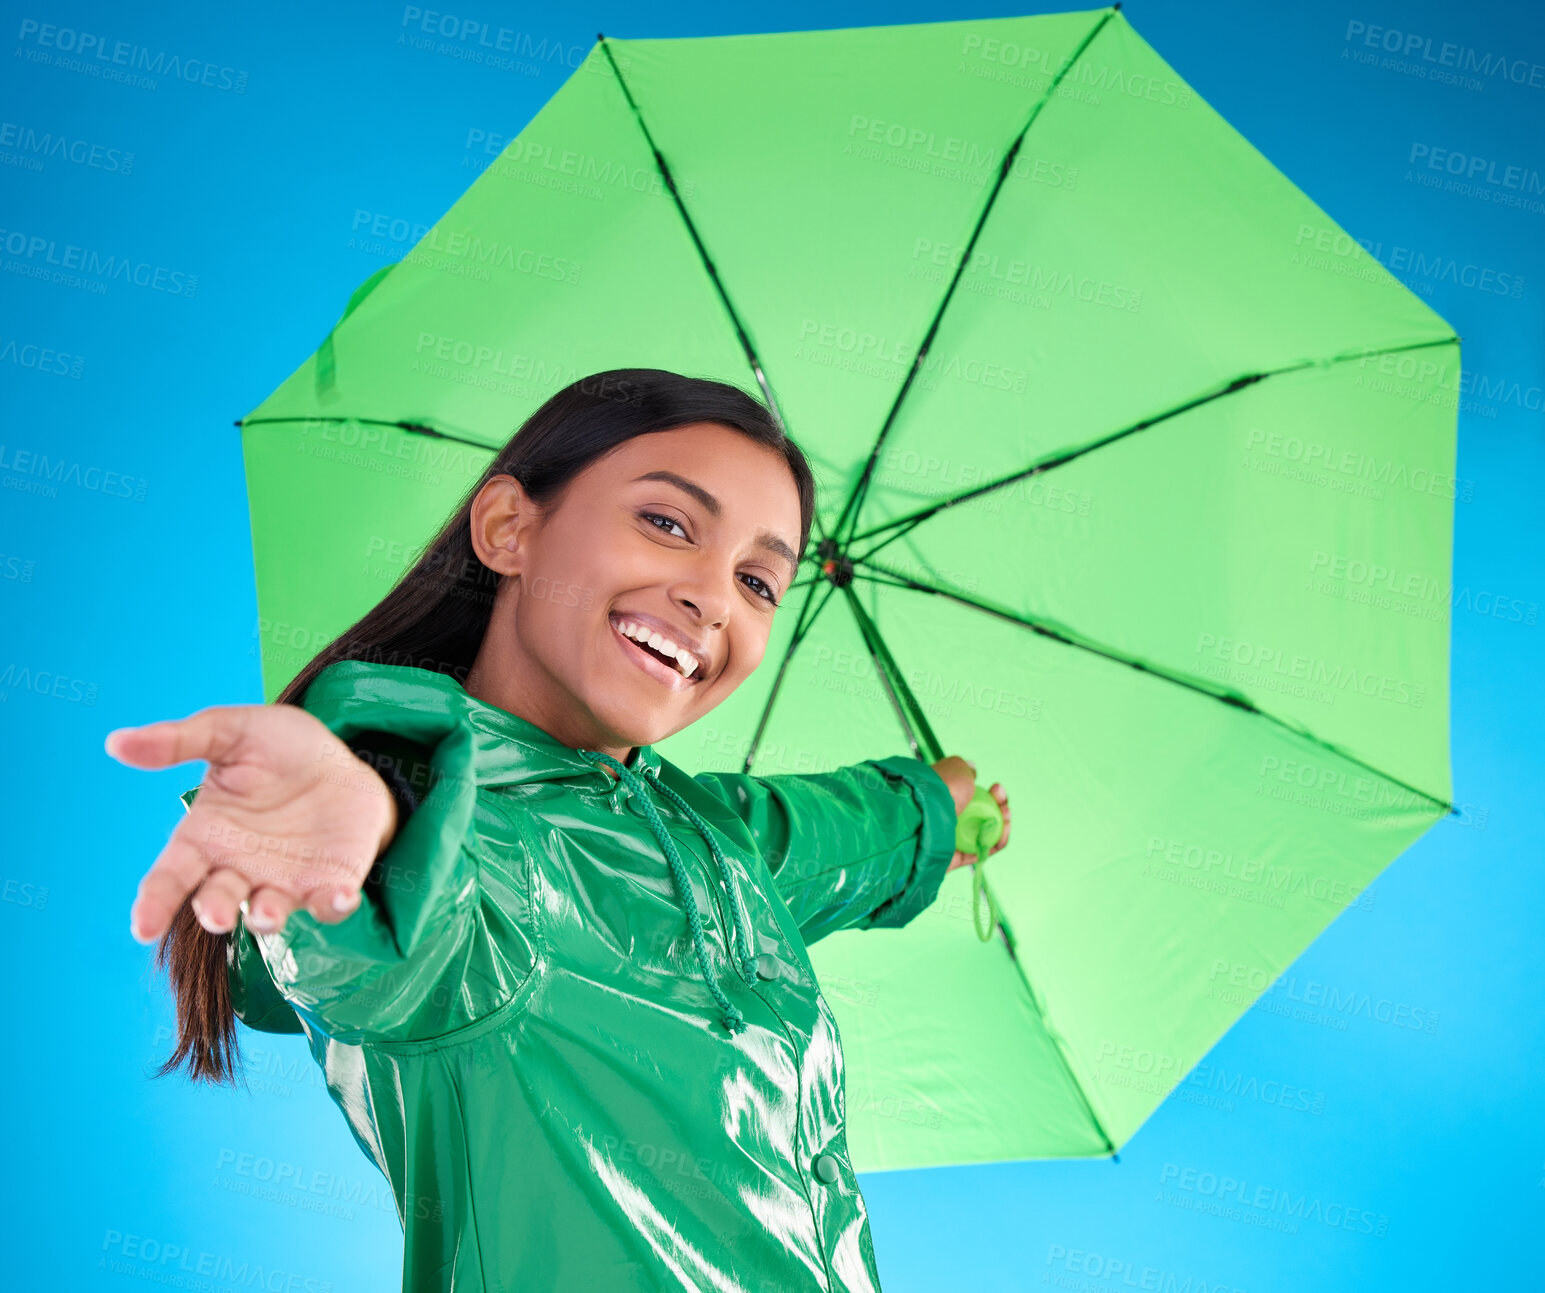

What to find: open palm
left=108, top=703, right=397, bottom=942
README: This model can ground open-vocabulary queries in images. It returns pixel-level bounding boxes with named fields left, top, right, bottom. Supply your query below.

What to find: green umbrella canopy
left=239, top=6, right=1458, bottom=1169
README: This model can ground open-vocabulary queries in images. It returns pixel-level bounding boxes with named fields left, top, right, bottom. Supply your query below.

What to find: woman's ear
left=468, top=474, right=533, bottom=576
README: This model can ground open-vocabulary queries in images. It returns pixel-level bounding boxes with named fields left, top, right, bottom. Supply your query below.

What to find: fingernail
left=194, top=905, right=230, bottom=935
left=332, top=889, right=359, bottom=913
left=247, top=907, right=276, bottom=932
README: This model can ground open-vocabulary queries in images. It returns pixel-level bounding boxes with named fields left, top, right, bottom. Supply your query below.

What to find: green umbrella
left=238, top=6, right=1458, bottom=1169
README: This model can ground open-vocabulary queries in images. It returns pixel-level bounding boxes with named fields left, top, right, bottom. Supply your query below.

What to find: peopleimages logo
left=0, top=121, right=134, bottom=174
left=1243, top=425, right=1472, bottom=504
left=1158, top=1162, right=1391, bottom=1237
left=0, top=338, right=84, bottom=378
left=0, top=227, right=198, bottom=296
left=1307, top=550, right=1539, bottom=625
left=15, top=19, right=249, bottom=92
left=1208, top=956, right=1441, bottom=1035
left=1408, top=143, right=1544, bottom=193
left=0, top=443, right=149, bottom=501
left=1343, top=19, right=1545, bottom=90
left=99, top=1231, right=331, bottom=1292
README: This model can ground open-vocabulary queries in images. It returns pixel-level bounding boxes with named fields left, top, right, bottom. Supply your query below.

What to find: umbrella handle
left=955, top=786, right=1005, bottom=944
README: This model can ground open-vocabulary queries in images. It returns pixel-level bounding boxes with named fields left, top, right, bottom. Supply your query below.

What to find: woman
left=109, top=369, right=1011, bottom=1293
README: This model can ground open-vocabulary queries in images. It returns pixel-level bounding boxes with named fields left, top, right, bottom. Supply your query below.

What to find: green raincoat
left=192, top=659, right=960, bottom=1292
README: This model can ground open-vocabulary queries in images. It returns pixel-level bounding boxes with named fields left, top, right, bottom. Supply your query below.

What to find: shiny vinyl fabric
left=201, top=660, right=960, bottom=1292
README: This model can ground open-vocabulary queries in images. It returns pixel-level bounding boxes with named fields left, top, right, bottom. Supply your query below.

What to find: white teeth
left=614, top=617, right=700, bottom=679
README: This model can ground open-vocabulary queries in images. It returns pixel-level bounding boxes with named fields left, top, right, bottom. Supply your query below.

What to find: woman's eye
left=742, top=574, right=779, bottom=606
left=641, top=511, right=778, bottom=606
left=640, top=511, right=687, bottom=539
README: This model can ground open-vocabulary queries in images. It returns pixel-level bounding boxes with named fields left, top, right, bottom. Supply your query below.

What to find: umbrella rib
left=844, top=572, right=1118, bottom=1155
left=828, top=4, right=1122, bottom=551
left=596, top=33, right=834, bottom=556
left=994, top=906, right=1118, bottom=1157
left=837, top=582, right=943, bottom=764
left=598, top=34, right=782, bottom=424
left=737, top=570, right=839, bottom=774
left=846, top=570, right=918, bottom=592
left=848, top=334, right=1461, bottom=558
left=852, top=557, right=1456, bottom=816
left=238, top=414, right=497, bottom=451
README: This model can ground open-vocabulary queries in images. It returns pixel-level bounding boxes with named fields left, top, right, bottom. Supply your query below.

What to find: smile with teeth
left=610, top=616, right=701, bottom=680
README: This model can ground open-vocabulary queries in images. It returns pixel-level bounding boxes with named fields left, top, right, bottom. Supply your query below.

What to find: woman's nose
left=675, top=570, right=734, bottom=629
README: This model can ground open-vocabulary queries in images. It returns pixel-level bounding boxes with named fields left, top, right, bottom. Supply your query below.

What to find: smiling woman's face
left=463, top=422, right=805, bottom=761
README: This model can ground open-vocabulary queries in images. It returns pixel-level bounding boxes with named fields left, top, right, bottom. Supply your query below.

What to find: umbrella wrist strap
left=971, top=845, right=998, bottom=943
left=954, top=784, right=1004, bottom=944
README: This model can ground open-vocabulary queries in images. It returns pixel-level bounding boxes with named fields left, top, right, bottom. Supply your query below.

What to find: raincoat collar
left=305, top=659, right=663, bottom=792
left=258, top=661, right=752, bottom=1035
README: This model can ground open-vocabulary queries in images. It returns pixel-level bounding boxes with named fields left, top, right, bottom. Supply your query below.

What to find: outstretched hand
left=928, top=755, right=1011, bottom=873
left=107, top=704, right=398, bottom=944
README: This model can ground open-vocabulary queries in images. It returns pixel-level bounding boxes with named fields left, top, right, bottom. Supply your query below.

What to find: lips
left=609, top=615, right=702, bottom=692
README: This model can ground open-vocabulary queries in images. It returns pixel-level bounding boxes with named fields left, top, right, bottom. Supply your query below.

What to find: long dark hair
left=157, top=368, right=816, bottom=1083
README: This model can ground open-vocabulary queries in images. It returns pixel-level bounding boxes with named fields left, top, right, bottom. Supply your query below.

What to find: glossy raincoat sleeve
left=178, top=695, right=490, bottom=1044
left=691, top=754, right=959, bottom=946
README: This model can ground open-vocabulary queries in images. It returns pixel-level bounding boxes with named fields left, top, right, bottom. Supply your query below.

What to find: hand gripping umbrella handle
left=955, top=785, right=1005, bottom=944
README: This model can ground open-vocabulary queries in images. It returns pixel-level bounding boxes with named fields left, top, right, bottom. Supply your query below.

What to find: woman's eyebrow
left=631, top=470, right=800, bottom=578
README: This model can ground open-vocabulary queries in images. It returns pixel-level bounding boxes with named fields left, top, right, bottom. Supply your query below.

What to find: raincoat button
left=754, top=952, right=779, bottom=981
left=813, top=1153, right=840, bottom=1185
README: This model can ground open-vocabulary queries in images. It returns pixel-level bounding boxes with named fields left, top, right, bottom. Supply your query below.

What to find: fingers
left=190, top=866, right=252, bottom=935
left=106, top=706, right=252, bottom=772
left=242, top=881, right=362, bottom=934
left=131, top=820, right=213, bottom=944
left=243, top=885, right=299, bottom=935
left=988, top=782, right=1011, bottom=854
left=308, top=883, right=363, bottom=922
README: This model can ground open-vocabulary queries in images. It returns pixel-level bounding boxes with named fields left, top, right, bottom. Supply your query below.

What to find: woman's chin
left=587, top=661, right=734, bottom=748
left=586, top=693, right=683, bottom=750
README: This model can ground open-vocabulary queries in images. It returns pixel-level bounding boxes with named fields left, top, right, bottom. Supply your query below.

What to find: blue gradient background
left=3, top=1, right=1540, bottom=1289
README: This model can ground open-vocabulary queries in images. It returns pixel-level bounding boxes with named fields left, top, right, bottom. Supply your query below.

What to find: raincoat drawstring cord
left=578, top=750, right=756, bottom=1035
left=647, top=774, right=760, bottom=985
